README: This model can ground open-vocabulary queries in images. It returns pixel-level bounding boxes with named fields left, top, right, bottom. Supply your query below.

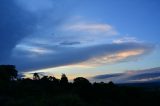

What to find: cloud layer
left=0, top=0, right=156, bottom=73
left=11, top=42, right=153, bottom=71
left=93, top=67, right=160, bottom=83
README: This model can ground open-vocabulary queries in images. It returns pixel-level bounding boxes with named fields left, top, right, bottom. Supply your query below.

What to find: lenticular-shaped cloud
left=11, top=42, right=153, bottom=71
left=64, top=23, right=117, bottom=35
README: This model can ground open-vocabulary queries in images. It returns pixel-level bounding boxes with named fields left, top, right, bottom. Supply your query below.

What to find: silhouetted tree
left=49, top=76, right=59, bottom=84
left=73, top=77, right=91, bottom=88
left=60, top=74, right=68, bottom=85
left=41, top=76, right=49, bottom=81
left=0, top=65, right=17, bottom=81
left=74, top=77, right=90, bottom=85
left=108, top=81, right=115, bottom=87
left=48, top=76, right=56, bottom=81
left=33, top=73, right=40, bottom=80
left=48, top=76, right=53, bottom=81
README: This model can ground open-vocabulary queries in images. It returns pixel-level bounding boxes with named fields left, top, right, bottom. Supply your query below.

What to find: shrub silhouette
left=73, top=77, right=91, bottom=88
left=0, top=65, right=17, bottom=81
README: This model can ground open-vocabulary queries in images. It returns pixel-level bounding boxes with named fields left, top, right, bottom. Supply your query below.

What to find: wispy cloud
left=58, top=22, right=118, bottom=46
left=64, top=23, right=117, bottom=35
left=80, top=49, right=145, bottom=66
left=12, top=44, right=55, bottom=58
left=113, top=37, right=141, bottom=44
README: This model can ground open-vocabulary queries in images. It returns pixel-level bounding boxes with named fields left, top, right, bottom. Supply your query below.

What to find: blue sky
left=0, top=0, right=160, bottom=82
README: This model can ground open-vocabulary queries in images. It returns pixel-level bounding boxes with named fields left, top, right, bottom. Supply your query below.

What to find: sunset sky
left=0, top=0, right=160, bottom=83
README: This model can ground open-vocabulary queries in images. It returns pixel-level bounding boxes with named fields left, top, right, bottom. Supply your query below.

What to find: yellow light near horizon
left=22, top=64, right=94, bottom=80
left=22, top=49, right=145, bottom=80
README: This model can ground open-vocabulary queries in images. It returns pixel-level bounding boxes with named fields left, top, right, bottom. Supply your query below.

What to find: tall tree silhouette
left=0, top=65, right=17, bottom=81
left=60, top=74, right=68, bottom=85
left=33, top=73, right=40, bottom=80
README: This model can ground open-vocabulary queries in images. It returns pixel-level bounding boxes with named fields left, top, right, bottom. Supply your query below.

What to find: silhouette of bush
left=73, top=77, right=91, bottom=88
left=0, top=65, right=17, bottom=81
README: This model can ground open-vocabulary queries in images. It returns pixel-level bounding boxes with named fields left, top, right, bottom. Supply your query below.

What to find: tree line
left=0, top=65, right=160, bottom=106
left=0, top=65, right=93, bottom=86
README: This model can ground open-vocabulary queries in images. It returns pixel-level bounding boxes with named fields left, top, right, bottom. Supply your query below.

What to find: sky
left=0, top=0, right=160, bottom=83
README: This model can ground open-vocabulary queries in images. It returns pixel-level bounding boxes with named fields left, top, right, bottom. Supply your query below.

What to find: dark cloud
left=126, top=67, right=160, bottom=82
left=0, top=0, right=76, bottom=65
left=93, top=73, right=123, bottom=79
left=128, top=72, right=160, bottom=80
left=0, top=0, right=37, bottom=63
left=59, top=41, right=81, bottom=46
left=92, top=67, right=160, bottom=83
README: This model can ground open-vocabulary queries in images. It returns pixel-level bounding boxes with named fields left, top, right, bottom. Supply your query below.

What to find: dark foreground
left=0, top=65, right=160, bottom=106
left=0, top=80, right=160, bottom=106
